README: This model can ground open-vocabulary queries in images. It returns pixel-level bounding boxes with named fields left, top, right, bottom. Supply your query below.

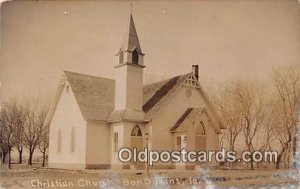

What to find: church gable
left=50, top=75, right=86, bottom=124
left=142, top=73, right=225, bottom=131
left=170, top=107, right=222, bottom=134
left=182, top=74, right=201, bottom=88
left=48, top=76, right=87, bottom=167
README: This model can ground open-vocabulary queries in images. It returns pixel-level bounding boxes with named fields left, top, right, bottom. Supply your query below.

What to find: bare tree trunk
left=283, top=150, right=287, bottom=169
left=276, top=155, right=282, bottom=169
left=42, top=147, right=46, bottom=167
left=8, top=148, right=12, bottom=169
left=2, top=150, right=7, bottom=163
left=286, top=144, right=291, bottom=169
left=247, top=145, right=254, bottom=170
left=250, top=160, right=254, bottom=170
left=276, top=147, right=287, bottom=169
left=28, top=147, right=35, bottom=165
left=17, top=146, right=23, bottom=164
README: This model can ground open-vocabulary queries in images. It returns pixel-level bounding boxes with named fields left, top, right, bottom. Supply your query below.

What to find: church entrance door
left=130, top=125, right=144, bottom=169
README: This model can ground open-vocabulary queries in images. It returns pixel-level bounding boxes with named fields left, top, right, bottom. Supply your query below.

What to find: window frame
left=113, top=132, right=119, bottom=152
left=57, top=128, right=62, bottom=153
left=119, top=51, right=124, bottom=64
left=195, top=121, right=206, bottom=151
left=70, top=127, right=75, bottom=152
left=132, top=50, right=139, bottom=64
left=131, top=125, right=142, bottom=137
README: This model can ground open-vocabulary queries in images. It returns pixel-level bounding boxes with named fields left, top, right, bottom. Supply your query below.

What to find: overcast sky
left=0, top=0, right=300, bottom=101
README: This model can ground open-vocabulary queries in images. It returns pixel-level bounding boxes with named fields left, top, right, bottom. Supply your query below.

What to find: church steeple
left=114, top=12, right=145, bottom=113
left=117, top=13, right=145, bottom=66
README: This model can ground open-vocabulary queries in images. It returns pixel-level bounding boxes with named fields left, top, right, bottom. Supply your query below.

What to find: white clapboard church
left=46, top=14, right=225, bottom=170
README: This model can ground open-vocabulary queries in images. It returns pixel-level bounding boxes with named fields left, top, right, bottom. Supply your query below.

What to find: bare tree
left=230, top=81, right=266, bottom=170
left=38, top=109, right=49, bottom=167
left=218, top=83, right=244, bottom=152
left=14, top=105, right=26, bottom=164
left=270, top=66, right=300, bottom=169
left=0, top=100, right=24, bottom=168
left=0, top=118, right=8, bottom=164
left=215, top=84, right=244, bottom=169
left=23, top=98, right=49, bottom=166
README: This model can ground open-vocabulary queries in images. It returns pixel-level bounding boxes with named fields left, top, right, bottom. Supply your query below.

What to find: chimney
left=192, top=65, right=199, bottom=81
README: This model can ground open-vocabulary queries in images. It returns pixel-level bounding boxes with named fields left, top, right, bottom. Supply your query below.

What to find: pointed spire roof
left=120, top=14, right=143, bottom=54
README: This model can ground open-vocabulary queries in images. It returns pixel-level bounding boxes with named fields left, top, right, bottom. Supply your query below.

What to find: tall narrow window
left=195, top=121, right=206, bottom=151
left=114, top=132, right=118, bottom=152
left=57, top=128, right=62, bottom=152
left=132, top=50, right=139, bottom=64
left=119, top=51, right=124, bottom=64
left=176, top=136, right=181, bottom=150
left=70, top=127, right=75, bottom=152
left=130, top=125, right=143, bottom=162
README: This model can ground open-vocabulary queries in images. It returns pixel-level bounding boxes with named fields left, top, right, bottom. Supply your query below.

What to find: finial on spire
left=130, top=3, right=133, bottom=14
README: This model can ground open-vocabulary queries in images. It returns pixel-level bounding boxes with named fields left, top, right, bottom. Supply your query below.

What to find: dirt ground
left=0, top=164, right=299, bottom=189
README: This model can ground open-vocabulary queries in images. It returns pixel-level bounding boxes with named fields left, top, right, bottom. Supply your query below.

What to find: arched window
left=130, top=125, right=143, bottom=163
left=131, top=125, right=142, bottom=136
left=195, top=122, right=206, bottom=135
left=195, top=121, right=206, bottom=151
left=57, top=128, right=62, bottom=152
left=70, top=127, right=75, bottom=152
left=119, top=51, right=124, bottom=64
left=132, top=50, right=139, bottom=64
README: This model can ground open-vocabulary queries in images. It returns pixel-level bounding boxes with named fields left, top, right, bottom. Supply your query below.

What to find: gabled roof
left=170, top=107, right=211, bottom=131
left=46, top=71, right=225, bottom=131
left=64, top=71, right=115, bottom=121
left=170, top=107, right=222, bottom=134
left=46, top=71, right=189, bottom=123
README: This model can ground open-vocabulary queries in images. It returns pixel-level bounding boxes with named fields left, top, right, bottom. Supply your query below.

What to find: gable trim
left=146, top=73, right=225, bottom=131
left=45, top=83, right=65, bottom=126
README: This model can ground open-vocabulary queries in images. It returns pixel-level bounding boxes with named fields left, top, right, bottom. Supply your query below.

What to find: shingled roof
left=143, top=76, right=181, bottom=113
left=61, top=71, right=189, bottom=122
left=64, top=71, right=115, bottom=121
left=143, top=74, right=190, bottom=119
left=45, top=70, right=225, bottom=132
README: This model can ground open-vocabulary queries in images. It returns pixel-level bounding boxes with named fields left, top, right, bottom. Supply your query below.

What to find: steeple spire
left=118, top=7, right=143, bottom=55
left=117, top=9, right=145, bottom=66
left=126, top=13, right=142, bottom=53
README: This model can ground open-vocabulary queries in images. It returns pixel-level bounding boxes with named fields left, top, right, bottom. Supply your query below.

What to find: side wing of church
left=46, top=14, right=225, bottom=170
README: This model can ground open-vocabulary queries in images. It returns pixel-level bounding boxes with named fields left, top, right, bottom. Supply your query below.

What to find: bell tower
left=114, top=13, right=145, bottom=115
